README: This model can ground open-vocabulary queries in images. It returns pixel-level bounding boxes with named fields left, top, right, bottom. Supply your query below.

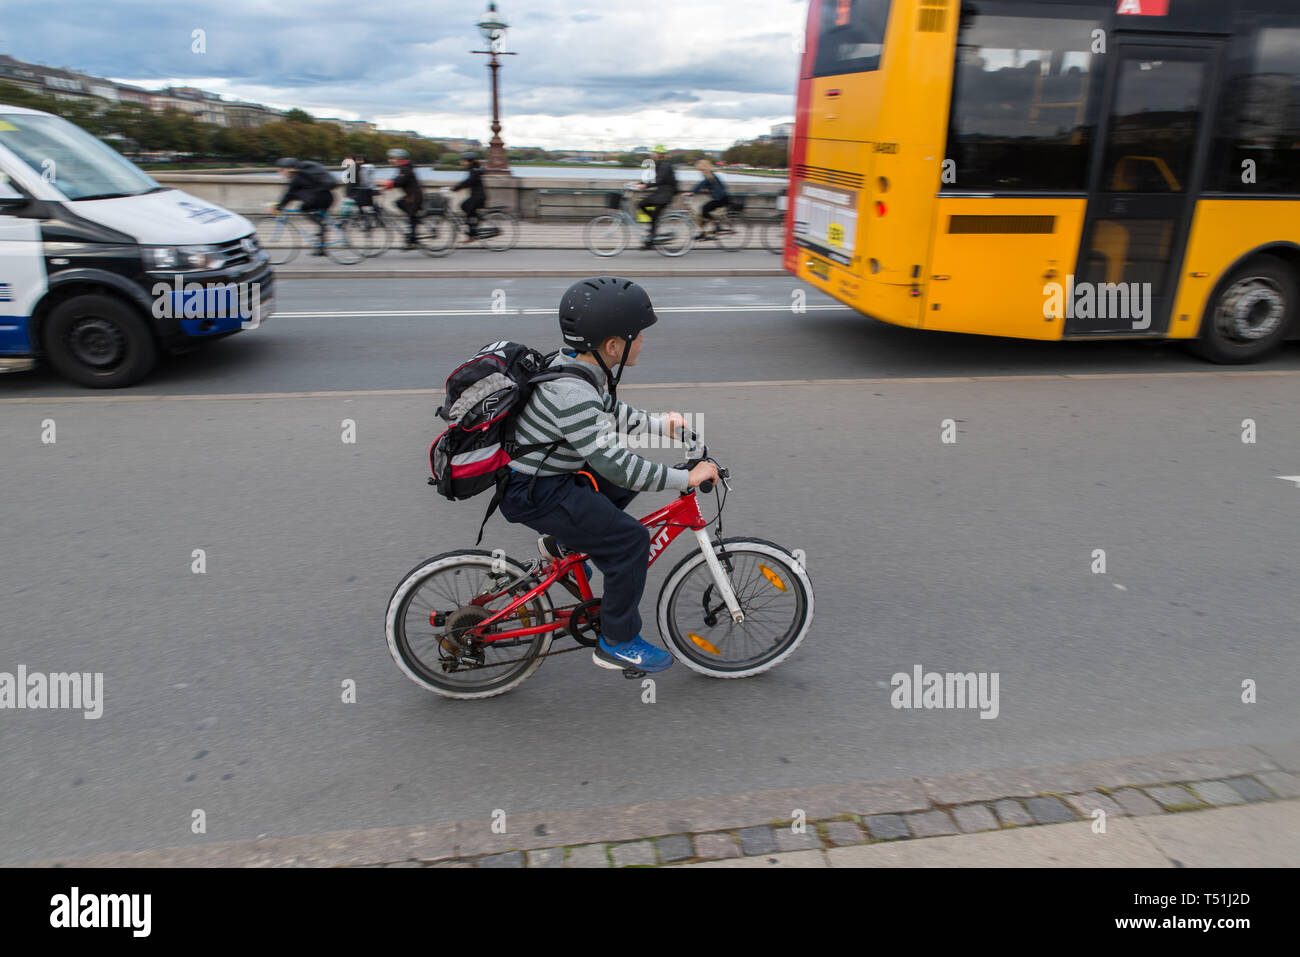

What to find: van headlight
left=143, top=245, right=227, bottom=272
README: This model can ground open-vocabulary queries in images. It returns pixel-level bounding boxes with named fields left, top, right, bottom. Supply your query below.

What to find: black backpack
left=429, top=341, right=603, bottom=542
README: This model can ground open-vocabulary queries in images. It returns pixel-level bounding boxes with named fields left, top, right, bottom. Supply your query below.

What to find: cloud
left=5, top=0, right=801, bottom=147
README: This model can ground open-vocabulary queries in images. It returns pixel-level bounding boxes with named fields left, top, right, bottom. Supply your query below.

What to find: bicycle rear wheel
left=478, top=210, right=520, bottom=251
left=654, top=213, right=694, bottom=257
left=385, top=550, right=555, bottom=699
left=414, top=212, right=458, bottom=257
left=715, top=214, right=749, bottom=252
left=248, top=214, right=302, bottom=265
left=584, top=214, right=629, bottom=256
left=657, top=538, right=813, bottom=678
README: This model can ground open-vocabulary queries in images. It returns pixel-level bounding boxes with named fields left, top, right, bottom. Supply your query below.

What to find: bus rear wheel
left=42, top=294, right=158, bottom=388
left=1189, top=256, right=1297, bottom=364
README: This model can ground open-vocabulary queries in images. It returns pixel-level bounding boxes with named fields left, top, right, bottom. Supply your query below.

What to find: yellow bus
left=786, top=0, right=1300, bottom=362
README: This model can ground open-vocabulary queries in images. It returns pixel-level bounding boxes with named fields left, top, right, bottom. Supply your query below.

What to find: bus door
left=1070, top=39, right=1222, bottom=337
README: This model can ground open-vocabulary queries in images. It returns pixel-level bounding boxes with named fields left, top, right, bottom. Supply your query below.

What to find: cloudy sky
left=2, top=0, right=807, bottom=150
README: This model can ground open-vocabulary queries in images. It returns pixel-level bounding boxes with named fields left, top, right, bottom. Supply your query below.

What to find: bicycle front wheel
left=654, top=214, right=694, bottom=258
left=345, top=213, right=393, bottom=258
left=385, top=550, right=555, bottom=699
left=478, top=211, right=520, bottom=251
left=762, top=217, right=785, bottom=254
left=583, top=214, right=629, bottom=256
left=249, top=214, right=302, bottom=265
left=414, top=212, right=457, bottom=257
left=656, top=538, right=813, bottom=678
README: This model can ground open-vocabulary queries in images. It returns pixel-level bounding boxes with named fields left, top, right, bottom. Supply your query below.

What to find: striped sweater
left=511, top=353, right=690, bottom=492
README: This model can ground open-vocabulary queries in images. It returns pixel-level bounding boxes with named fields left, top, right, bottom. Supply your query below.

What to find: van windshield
left=0, top=113, right=161, bottom=201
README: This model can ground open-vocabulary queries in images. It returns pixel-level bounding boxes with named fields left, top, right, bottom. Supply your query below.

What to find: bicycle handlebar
left=676, top=429, right=729, bottom=494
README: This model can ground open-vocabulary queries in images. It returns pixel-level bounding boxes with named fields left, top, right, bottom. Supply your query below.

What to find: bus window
left=813, top=0, right=892, bottom=76
left=1099, top=58, right=1206, bottom=196
left=943, top=15, right=1101, bottom=192
left=1209, top=24, right=1300, bottom=194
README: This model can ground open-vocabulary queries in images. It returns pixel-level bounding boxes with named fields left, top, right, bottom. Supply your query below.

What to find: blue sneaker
left=593, top=635, right=673, bottom=673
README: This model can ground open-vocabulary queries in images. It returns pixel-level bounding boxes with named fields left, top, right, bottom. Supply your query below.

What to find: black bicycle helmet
left=558, top=277, right=658, bottom=399
left=275, top=157, right=299, bottom=168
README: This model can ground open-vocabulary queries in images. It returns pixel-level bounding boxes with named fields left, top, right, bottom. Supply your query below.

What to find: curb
left=271, top=268, right=787, bottom=280
left=24, top=739, right=1300, bottom=868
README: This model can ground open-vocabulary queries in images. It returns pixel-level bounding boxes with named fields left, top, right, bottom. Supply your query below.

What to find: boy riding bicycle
left=499, top=277, right=719, bottom=674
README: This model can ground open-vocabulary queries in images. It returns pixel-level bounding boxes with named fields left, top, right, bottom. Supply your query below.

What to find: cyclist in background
left=637, top=145, right=677, bottom=249
left=690, top=158, right=731, bottom=239
left=451, top=153, right=487, bottom=241
left=273, top=157, right=337, bottom=255
left=343, top=154, right=377, bottom=212
left=380, top=148, right=424, bottom=249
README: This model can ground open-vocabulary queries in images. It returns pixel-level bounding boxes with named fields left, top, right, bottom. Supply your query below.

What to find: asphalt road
left=1, top=277, right=1298, bottom=864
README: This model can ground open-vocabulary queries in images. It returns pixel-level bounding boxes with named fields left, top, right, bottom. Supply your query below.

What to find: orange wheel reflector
left=688, top=633, right=721, bottom=655
left=758, top=564, right=787, bottom=592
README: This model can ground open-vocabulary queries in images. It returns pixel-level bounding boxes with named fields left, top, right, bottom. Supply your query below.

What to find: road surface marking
left=269, top=304, right=853, bottom=318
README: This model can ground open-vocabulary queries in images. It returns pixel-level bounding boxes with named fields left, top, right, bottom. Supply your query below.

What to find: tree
left=284, top=108, right=314, bottom=124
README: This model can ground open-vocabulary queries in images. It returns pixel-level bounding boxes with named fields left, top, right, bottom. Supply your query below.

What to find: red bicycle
left=385, top=434, right=814, bottom=699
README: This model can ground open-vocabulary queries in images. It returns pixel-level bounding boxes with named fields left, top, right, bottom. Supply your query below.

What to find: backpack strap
left=474, top=468, right=513, bottom=546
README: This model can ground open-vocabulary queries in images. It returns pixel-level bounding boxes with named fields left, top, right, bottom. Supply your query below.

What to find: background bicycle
left=335, top=196, right=396, bottom=258
left=410, top=189, right=520, bottom=257
left=582, top=183, right=694, bottom=257
left=247, top=206, right=363, bottom=265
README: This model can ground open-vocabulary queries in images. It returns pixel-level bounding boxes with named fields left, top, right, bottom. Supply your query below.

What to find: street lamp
left=472, top=2, right=515, bottom=173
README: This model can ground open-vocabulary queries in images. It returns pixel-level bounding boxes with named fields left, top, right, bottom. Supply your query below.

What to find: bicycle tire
left=414, top=211, right=458, bottom=258
left=715, top=214, right=749, bottom=252
left=584, top=214, right=629, bottom=257
left=249, top=213, right=302, bottom=266
left=478, top=210, right=519, bottom=252
left=385, top=550, right=555, bottom=699
left=654, top=213, right=694, bottom=258
left=319, top=216, right=362, bottom=265
left=656, top=538, right=813, bottom=678
left=762, top=217, right=785, bottom=254
left=346, top=212, right=394, bottom=258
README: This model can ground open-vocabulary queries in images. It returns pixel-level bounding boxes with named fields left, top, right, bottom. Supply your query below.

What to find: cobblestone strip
left=437, top=771, right=1297, bottom=867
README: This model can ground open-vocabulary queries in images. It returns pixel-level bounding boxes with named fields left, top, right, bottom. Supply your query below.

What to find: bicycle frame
left=442, top=488, right=744, bottom=649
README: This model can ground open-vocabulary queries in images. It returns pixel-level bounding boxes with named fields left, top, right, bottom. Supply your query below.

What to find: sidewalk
left=264, top=229, right=787, bottom=279
left=25, top=739, right=1300, bottom=868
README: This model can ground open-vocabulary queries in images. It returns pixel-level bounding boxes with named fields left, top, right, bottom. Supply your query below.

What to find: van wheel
left=42, top=294, right=158, bottom=388
left=1188, top=256, right=1297, bottom=364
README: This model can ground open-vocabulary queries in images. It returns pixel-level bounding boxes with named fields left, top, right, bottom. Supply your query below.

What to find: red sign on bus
left=1117, top=0, right=1170, bottom=14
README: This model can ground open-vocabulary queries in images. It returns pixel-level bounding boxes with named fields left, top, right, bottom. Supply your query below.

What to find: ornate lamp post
left=472, top=2, right=515, bottom=173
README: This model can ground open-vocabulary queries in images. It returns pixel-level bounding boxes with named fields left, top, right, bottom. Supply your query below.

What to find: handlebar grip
left=699, top=479, right=715, bottom=494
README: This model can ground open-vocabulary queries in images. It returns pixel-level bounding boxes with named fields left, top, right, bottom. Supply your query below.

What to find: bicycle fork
left=693, top=529, right=745, bottom=624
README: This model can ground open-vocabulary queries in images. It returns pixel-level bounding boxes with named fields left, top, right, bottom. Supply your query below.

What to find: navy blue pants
left=499, top=470, right=649, bottom=644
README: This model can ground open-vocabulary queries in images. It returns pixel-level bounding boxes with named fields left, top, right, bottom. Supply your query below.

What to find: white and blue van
left=0, top=105, right=272, bottom=387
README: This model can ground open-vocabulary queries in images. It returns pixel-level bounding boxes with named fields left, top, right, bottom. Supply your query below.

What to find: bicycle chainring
left=567, top=599, right=603, bottom=647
